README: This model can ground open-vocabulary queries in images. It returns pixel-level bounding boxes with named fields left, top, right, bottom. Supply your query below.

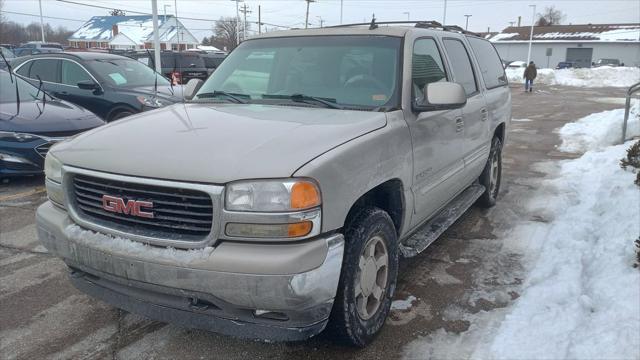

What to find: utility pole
left=258, top=5, right=262, bottom=34
left=464, top=14, right=471, bottom=30
left=174, top=0, right=180, bottom=51
left=305, top=0, right=315, bottom=29
left=231, top=0, right=242, bottom=46
left=317, top=16, right=325, bottom=28
left=151, top=0, right=161, bottom=72
left=38, top=0, right=45, bottom=42
left=526, top=4, right=536, bottom=65
left=403, top=12, right=410, bottom=21
left=240, top=3, right=251, bottom=40
left=442, top=0, right=447, bottom=24
left=340, top=0, right=344, bottom=24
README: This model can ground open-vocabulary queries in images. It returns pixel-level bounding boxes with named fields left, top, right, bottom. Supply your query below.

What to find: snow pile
left=506, top=66, right=640, bottom=88
left=559, top=101, right=639, bottom=152
left=64, top=224, right=215, bottom=266
left=391, top=295, right=417, bottom=311
left=479, top=142, right=640, bottom=359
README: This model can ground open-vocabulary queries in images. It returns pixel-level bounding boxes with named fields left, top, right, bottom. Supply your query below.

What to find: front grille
left=35, top=141, right=55, bottom=158
left=71, top=174, right=213, bottom=240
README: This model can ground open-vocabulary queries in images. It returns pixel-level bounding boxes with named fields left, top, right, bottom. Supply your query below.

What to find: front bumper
left=36, top=202, right=345, bottom=341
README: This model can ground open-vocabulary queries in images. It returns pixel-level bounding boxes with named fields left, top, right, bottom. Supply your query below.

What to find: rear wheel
left=478, top=136, right=502, bottom=207
left=328, top=207, right=398, bottom=347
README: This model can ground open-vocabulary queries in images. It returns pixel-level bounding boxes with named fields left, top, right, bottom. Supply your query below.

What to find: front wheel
left=328, top=207, right=399, bottom=347
left=478, top=136, right=503, bottom=207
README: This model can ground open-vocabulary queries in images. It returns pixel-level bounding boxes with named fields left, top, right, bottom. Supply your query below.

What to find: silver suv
left=37, top=22, right=510, bottom=347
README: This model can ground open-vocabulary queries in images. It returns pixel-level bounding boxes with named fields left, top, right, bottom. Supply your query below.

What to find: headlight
left=0, top=131, right=40, bottom=142
left=225, top=179, right=321, bottom=212
left=137, top=96, right=171, bottom=108
left=44, top=153, right=63, bottom=183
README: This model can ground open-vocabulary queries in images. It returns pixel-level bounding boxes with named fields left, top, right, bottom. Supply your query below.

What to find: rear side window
left=412, top=38, right=447, bottom=100
left=61, top=60, right=93, bottom=86
left=27, top=59, right=60, bottom=83
left=443, top=39, right=477, bottom=95
left=467, top=37, right=507, bottom=89
left=15, top=61, right=33, bottom=77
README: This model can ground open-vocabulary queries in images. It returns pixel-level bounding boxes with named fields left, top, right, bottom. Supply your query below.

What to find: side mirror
left=413, top=82, right=467, bottom=112
left=77, top=80, right=100, bottom=91
left=184, top=78, right=204, bottom=100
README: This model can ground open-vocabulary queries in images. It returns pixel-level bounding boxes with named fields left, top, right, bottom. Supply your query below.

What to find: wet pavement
left=0, top=85, right=630, bottom=359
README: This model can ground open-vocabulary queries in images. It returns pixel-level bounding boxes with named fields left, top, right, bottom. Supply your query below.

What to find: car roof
left=19, top=52, right=132, bottom=61
left=252, top=26, right=412, bottom=39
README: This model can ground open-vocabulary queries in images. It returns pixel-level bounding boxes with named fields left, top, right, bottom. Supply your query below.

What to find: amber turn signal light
left=290, top=181, right=321, bottom=209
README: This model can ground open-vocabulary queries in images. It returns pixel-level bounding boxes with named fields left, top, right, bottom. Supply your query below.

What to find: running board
left=399, top=184, right=485, bottom=258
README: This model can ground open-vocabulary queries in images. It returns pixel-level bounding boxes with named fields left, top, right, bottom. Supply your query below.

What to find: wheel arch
left=344, top=179, right=406, bottom=237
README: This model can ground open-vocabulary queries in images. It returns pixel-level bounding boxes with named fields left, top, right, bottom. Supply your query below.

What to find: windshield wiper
left=197, top=91, right=249, bottom=104
left=262, top=93, right=343, bottom=109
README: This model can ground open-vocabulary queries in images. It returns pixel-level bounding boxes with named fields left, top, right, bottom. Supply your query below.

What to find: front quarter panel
left=293, top=110, right=413, bottom=233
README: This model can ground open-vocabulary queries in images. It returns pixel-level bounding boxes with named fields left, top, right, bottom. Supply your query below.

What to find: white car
left=507, top=60, right=527, bottom=68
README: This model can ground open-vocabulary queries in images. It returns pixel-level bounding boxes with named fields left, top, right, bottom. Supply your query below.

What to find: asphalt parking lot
left=0, top=84, right=630, bottom=360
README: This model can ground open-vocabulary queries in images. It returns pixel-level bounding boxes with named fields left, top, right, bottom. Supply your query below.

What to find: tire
left=328, top=207, right=399, bottom=347
left=109, top=110, right=134, bottom=121
left=478, top=136, right=503, bottom=208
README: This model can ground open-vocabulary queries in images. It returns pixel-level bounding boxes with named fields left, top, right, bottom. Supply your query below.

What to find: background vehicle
left=132, top=51, right=208, bottom=84
left=556, top=61, right=576, bottom=69
left=0, top=46, right=16, bottom=69
left=37, top=22, right=510, bottom=347
left=12, top=52, right=180, bottom=121
left=507, top=60, right=526, bottom=68
left=13, top=41, right=64, bottom=56
left=202, top=53, right=226, bottom=76
left=501, top=59, right=512, bottom=68
left=0, top=70, right=104, bottom=176
left=592, top=58, right=621, bottom=67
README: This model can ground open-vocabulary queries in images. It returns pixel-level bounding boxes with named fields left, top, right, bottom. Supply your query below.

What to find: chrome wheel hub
left=355, top=235, right=389, bottom=320
left=489, top=152, right=499, bottom=194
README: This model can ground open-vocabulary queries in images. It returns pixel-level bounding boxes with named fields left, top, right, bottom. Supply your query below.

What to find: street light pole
left=526, top=4, right=536, bottom=65
left=151, top=0, right=161, bottom=72
left=442, top=0, right=447, bottom=24
left=464, top=14, right=472, bottom=30
left=163, top=5, right=171, bottom=23
left=340, top=0, right=344, bottom=24
left=38, top=0, right=45, bottom=42
left=403, top=12, right=410, bottom=21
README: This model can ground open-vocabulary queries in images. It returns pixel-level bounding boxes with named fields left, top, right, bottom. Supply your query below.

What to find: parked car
left=13, top=41, right=64, bottom=57
left=0, top=70, right=104, bottom=177
left=12, top=52, right=181, bottom=121
left=37, top=24, right=510, bottom=346
left=592, top=58, right=621, bottom=67
left=501, top=59, right=512, bottom=68
left=507, top=60, right=526, bottom=69
left=202, top=53, right=226, bottom=75
left=556, top=61, right=576, bottom=69
left=131, top=51, right=208, bottom=84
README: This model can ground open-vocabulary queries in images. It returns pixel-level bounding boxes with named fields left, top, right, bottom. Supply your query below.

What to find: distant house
left=68, top=15, right=199, bottom=51
left=488, top=23, right=640, bottom=68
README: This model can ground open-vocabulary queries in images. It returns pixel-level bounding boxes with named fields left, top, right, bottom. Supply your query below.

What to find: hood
left=0, top=99, right=105, bottom=136
left=51, top=103, right=387, bottom=183
left=122, top=85, right=182, bottom=102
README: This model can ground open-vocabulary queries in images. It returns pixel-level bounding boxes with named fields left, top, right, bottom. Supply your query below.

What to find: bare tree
left=536, top=6, right=565, bottom=26
left=212, top=17, right=250, bottom=51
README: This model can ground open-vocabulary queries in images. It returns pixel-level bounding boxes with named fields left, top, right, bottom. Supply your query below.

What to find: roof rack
left=326, top=20, right=479, bottom=36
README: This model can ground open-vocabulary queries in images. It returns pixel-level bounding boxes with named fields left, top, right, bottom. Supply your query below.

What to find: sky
left=2, top=0, right=639, bottom=41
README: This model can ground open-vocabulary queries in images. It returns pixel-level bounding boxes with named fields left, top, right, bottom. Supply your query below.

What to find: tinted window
left=28, top=59, right=60, bottom=83
left=15, top=61, right=32, bottom=76
left=467, top=37, right=507, bottom=89
left=61, top=60, right=93, bottom=86
left=87, top=58, right=169, bottom=88
left=443, top=39, right=477, bottom=95
left=162, top=53, right=205, bottom=69
left=412, top=38, right=447, bottom=100
left=0, top=71, right=49, bottom=103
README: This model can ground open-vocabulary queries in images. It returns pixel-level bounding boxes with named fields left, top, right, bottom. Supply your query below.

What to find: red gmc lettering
left=101, top=195, right=154, bottom=219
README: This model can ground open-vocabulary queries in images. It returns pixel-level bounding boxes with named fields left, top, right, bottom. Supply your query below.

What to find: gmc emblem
left=101, top=195, right=154, bottom=219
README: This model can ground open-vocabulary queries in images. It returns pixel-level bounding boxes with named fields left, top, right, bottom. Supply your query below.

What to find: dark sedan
left=0, top=70, right=104, bottom=176
left=12, top=52, right=181, bottom=121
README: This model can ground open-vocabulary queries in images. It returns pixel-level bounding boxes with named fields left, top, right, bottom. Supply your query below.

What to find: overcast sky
left=3, top=0, right=639, bottom=40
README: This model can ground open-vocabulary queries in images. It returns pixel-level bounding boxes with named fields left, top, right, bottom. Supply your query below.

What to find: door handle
left=455, top=117, right=464, bottom=132
left=480, top=108, right=488, bottom=122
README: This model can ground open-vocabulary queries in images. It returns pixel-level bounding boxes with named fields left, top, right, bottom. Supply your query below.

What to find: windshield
left=0, top=72, right=49, bottom=103
left=87, top=58, right=170, bottom=88
left=596, top=59, right=619, bottom=65
left=1, top=47, right=15, bottom=59
left=194, top=36, right=402, bottom=110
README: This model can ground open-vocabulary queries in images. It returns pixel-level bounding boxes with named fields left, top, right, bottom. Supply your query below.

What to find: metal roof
left=489, top=23, right=640, bottom=42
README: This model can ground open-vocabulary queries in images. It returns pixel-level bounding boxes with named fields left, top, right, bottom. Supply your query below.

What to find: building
left=488, top=23, right=640, bottom=68
left=68, top=15, right=199, bottom=51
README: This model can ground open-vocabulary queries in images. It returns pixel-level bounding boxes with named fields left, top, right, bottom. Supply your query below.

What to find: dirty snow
left=559, top=100, right=639, bottom=152
left=404, top=112, right=640, bottom=359
left=65, top=224, right=215, bottom=265
left=391, top=295, right=417, bottom=311
left=506, top=66, right=640, bottom=88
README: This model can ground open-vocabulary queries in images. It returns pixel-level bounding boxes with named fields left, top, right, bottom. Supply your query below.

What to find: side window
left=61, top=60, right=92, bottom=86
left=28, top=59, right=60, bottom=83
left=15, top=61, right=33, bottom=77
left=467, top=37, right=507, bottom=89
left=443, top=39, right=478, bottom=95
left=412, top=38, right=447, bottom=100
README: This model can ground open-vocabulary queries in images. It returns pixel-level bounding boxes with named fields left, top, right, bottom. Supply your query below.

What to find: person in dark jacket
left=523, top=61, right=537, bottom=92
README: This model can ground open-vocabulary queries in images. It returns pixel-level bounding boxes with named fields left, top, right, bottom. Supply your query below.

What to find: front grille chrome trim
left=62, top=165, right=223, bottom=249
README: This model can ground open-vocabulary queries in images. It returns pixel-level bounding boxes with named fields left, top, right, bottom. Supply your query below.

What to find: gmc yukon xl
left=37, top=22, right=511, bottom=347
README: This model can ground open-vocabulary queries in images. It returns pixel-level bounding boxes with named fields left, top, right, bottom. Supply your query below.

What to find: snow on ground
left=391, top=295, right=417, bottom=311
left=559, top=100, right=639, bottom=152
left=506, top=66, right=640, bottom=88
left=404, top=111, right=640, bottom=359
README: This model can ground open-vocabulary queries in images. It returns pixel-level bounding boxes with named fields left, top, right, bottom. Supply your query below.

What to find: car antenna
left=36, top=75, right=46, bottom=111
left=145, top=48, right=159, bottom=98
left=0, top=51, right=20, bottom=114
left=369, top=14, right=378, bottom=30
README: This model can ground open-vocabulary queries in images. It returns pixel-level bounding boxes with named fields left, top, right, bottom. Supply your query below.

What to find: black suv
left=12, top=52, right=180, bottom=121
left=130, top=51, right=208, bottom=84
